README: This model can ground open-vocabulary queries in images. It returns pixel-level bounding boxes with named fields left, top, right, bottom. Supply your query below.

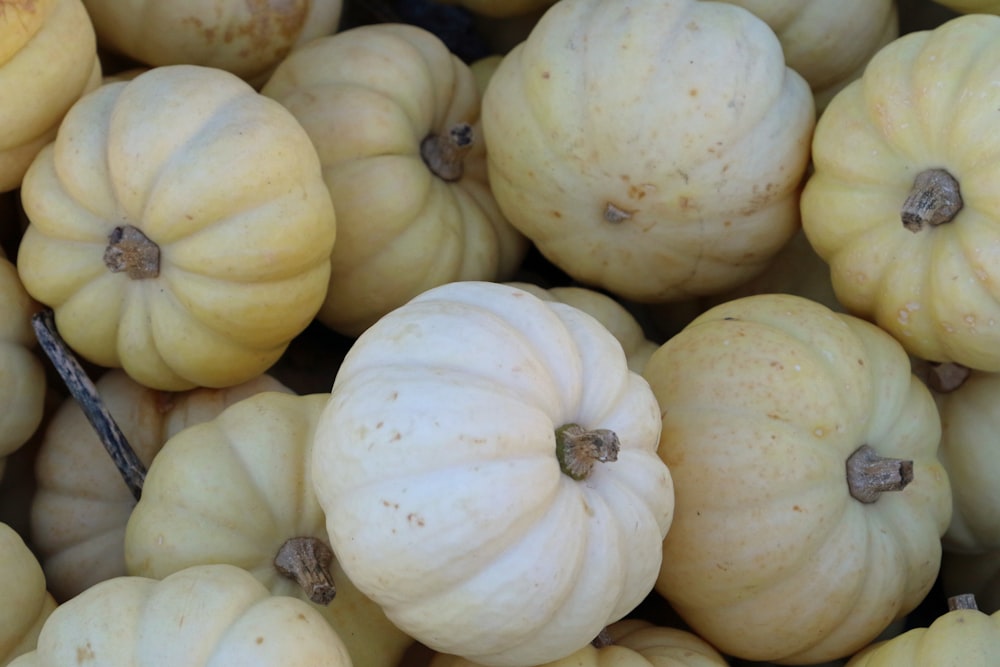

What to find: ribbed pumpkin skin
left=0, top=523, right=57, bottom=665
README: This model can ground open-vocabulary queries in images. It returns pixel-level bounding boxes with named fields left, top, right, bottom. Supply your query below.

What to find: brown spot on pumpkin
left=76, top=643, right=96, bottom=663
left=551, top=210, right=563, bottom=218
left=689, top=88, right=698, bottom=97
left=256, top=637, right=265, bottom=644
left=297, top=613, right=307, bottom=621
left=793, top=505, right=803, bottom=512
left=541, top=70, right=550, bottom=79
left=407, top=513, right=425, bottom=526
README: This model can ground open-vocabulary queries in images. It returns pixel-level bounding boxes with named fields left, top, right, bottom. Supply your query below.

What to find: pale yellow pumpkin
left=262, top=23, right=527, bottom=336
left=0, top=0, right=101, bottom=193
left=16, top=64, right=337, bottom=390
left=81, top=0, right=343, bottom=84
left=124, top=391, right=414, bottom=667
left=8, top=564, right=352, bottom=667
left=801, top=14, right=1000, bottom=372
left=482, top=0, right=814, bottom=303
left=716, top=0, right=898, bottom=111
left=0, top=523, right=57, bottom=666
left=645, top=293, right=952, bottom=664
left=0, top=249, right=46, bottom=483
left=30, top=370, right=291, bottom=602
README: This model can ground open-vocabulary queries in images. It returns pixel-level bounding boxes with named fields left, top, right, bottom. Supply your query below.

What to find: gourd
left=0, top=0, right=101, bottom=193
left=0, top=249, right=46, bottom=482
left=8, top=564, right=352, bottom=667
left=429, top=618, right=729, bottom=667
left=644, top=293, right=952, bottom=664
left=124, top=391, right=413, bottom=667
left=80, top=0, right=343, bottom=84
left=482, top=0, right=814, bottom=303
left=1, top=523, right=57, bottom=666
left=844, top=594, right=1000, bottom=666
left=30, top=370, right=291, bottom=601
left=506, top=282, right=658, bottom=372
left=261, top=23, right=527, bottom=336
left=16, top=64, right=337, bottom=391
left=311, top=280, right=675, bottom=666
left=922, top=365, right=1000, bottom=554
left=716, top=0, right=898, bottom=111
left=801, top=14, right=1000, bottom=372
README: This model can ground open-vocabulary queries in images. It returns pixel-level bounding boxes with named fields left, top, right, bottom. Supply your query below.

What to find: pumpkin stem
left=30, top=309, right=147, bottom=500
left=421, top=122, right=474, bottom=182
left=901, top=168, right=962, bottom=233
left=104, top=224, right=160, bottom=279
left=556, top=423, right=619, bottom=480
left=603, top=202, right=633, bottom=224
left=926, top=361, right=972, bottom=394
left=948, top=593, right=979, bottom=611
left=591, top=628, right=614, bottom=648
left=274, top=536, right=337, bottom=605
left=846, top=444, right=913, bottom=503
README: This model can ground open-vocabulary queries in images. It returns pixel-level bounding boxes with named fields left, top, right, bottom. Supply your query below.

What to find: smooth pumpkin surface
left=482, top=0, right=814, bottom=303
left=0, top=0, right=101, bottom=193
left=30, top=370, right=291, bottom=602
left=312, top=281, right=674, bottom=666
left=8, top=564, right=352, bottom=667
left=124, top=391, right=414, bottom=667
left=645, top=293, right=952, bottom=664
left=801, top=14, right=1000, bottom=371
left=16, top=64, right=337, bottom=390
left=0, top=523, right=57, bottom=666
left=262, top=23, right=526, bottom=337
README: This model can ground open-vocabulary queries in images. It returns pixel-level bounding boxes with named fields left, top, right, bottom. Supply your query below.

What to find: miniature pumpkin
left=124, top=391, right=413, bottom=667
left=16, top=64, right=337, bottom=391
left=506, top=282, right=658, bottom=372
left=845, top=594, right=1000, bottom=665
left=80, top=0, right=343, bottom=84
left=30, top=370, right=291, bottom=601
left=482, top=0, right=814, bottom=303
left=312, top=281, right=674, bottom=666
left=0, top=249, right=46, bottom=482
left=801, top=14, right=1000, bottom=372
left=261, top=23, right=527, bottom=336
left=0, top=0, right=101, bottom=193
left=8, top=564, right=352, bottom=667
left=644, top=293, right=952, bottom=664
left=429, top=618, right=729, bottom=667
left=1, top=523, right=57, bottom=666
left=717, top=0, right=898, bottom=111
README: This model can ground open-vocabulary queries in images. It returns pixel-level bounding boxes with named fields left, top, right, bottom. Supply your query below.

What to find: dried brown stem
left=104, top=225, right=160, bottom=279
left=421, top=122, right=474, bottom=182
left=274, top=536, right=337, bottom=605
left=948, top=593, right=978, bottom=611
left=556, top=424, right=619, bottom=481
left=901, top=168, right=962, bottom=232
left=846, top=444, right=913, bottom=504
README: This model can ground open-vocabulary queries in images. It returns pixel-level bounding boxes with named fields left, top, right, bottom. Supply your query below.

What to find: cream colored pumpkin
left=8, top=564, right=352, bottom=667
left=0, top=0, right=101, bottom=193
left=30, top=370, right=291, bottom=602
left=644, top=293, right=952, bottom=664
left=0, top=249, right=46, bottom=482
left=716, top=0, right=898, bottom=111
left=16, top=64, right=337, bottom=390
left=261, top=23, right=527, bottom=336
left=430, top=618, right=728, bottom=667
left=312, top=281, right=674, bottom=667
left=81, top=0, right=343, bottom=84
left=1, top=523, right=57, bottom=666
left=482, top=0, right=814, bottom=303
left=506, top=282, right=658, bottom=372
left=801, top=14, right=1000, bottom=372
left=124, top=391, right=413, bottom=667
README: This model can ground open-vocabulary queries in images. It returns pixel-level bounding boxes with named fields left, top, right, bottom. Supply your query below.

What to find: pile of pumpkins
left=4, top=0, right=1000, bottom=664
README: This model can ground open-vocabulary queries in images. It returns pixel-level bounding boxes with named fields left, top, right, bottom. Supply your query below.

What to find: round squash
left=261, top=23, right=527, bottom=336
left=0, top=249, right=46, bottom=482
left=844, top=595, right=1000, bottom=666
left=481, top=0, right=814, bottom=303
left=0, top=523, right=57, bottom=666
left=0, top=0, right=101, bottom=193
left=30, top=369, right=291, bottom=602
left=644, top=293, right=952, bottom=664
left=16, top=64, right=337, bottom=391
left=80, top=0, right=343, bottom=84
left=312, top=280, right=674, bottom=666
left=716, top=0, right=898, bottom=111
left=801, top=14, right=1000, bottom=372
left=8, top=563, right=352, bottom=667
left=430, top=618, right=729, bottom=667
left=124, top=391, right=414, bottom=667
